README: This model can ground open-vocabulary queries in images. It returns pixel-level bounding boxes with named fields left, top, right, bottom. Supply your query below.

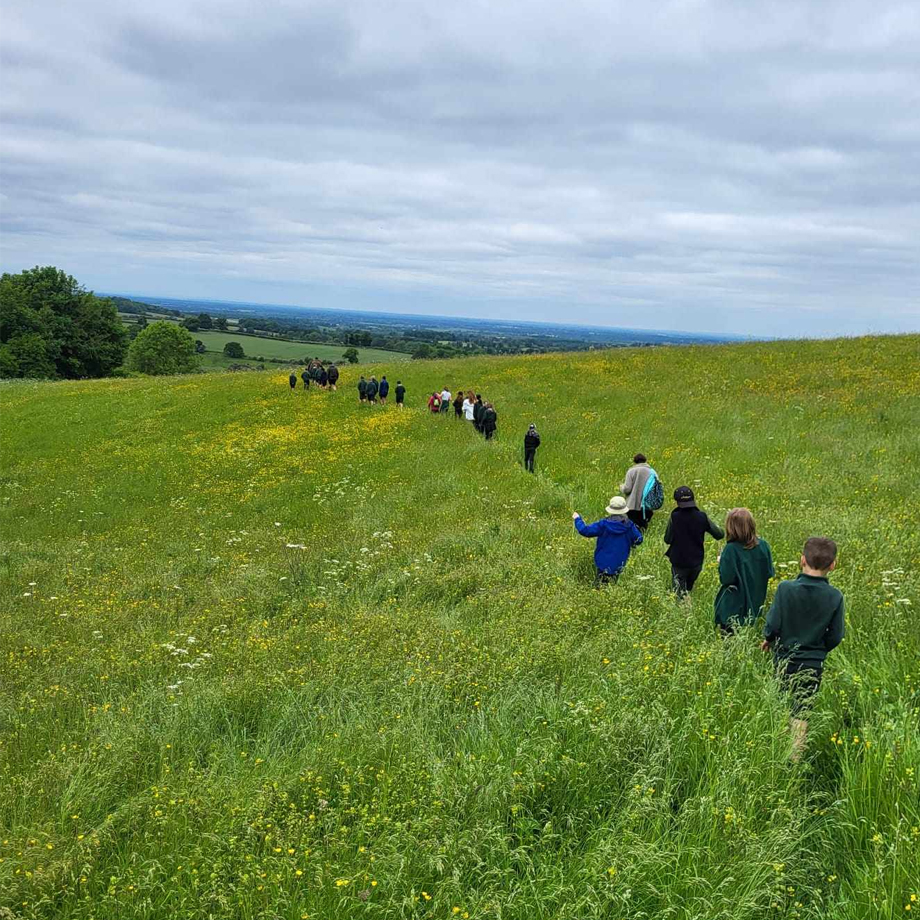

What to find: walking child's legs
left=627, top=509, right=652, bottom=531
left=671, top=565, right=702, bottom=596
left=790, top=718, right=808, bottom=762
left=781, top=662, right=822, bottom=761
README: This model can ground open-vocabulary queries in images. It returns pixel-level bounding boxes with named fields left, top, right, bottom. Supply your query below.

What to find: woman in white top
left=462, top=391, right=475, bottom=421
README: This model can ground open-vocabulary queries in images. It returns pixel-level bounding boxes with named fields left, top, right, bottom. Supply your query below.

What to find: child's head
left=726, top=508, right=759, bottom=548
left=633, top=453, right=647, bottom=464
left=802, top=536, right=837, bottom=574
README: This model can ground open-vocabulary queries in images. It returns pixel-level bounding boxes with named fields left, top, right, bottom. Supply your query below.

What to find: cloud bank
left=2, top=0, right=919, bottom=335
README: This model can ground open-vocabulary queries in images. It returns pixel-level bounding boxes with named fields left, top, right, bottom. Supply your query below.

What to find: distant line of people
left=425, top=388, right=500, bottom=440
left=288, top=361, right=339, bottom=392
left=357, top=374, right=387, bottom=404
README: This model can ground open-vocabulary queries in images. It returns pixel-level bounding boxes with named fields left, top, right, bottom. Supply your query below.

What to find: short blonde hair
left=725, top=508, right=758, bottom=548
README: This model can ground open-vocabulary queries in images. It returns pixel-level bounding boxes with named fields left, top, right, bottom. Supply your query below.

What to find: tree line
left=0, top=267, right=365, bottom=379
left=1, top=268, right=207, bottom=379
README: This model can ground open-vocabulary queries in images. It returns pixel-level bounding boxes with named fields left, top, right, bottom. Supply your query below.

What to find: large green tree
left=127, top=322, right=199, bottom=375
left=0, top=266, right=127, bottom=379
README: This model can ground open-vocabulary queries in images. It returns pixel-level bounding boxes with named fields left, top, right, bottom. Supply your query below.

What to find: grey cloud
left=1, top=0, right=919, bottom=336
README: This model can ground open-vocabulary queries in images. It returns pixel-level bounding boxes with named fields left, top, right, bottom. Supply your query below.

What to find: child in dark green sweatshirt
left=761, top=536, right=845, bottom=761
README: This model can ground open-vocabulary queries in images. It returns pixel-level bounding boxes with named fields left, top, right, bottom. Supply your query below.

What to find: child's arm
left=573, top=515, right=603, bottom=537
left=824, top=596, right=845, bottom=652
left=706, top=515, right=725, bottom=540
left=630, top=524, right=644, bottom=547
left=663, top=516, right=673, bottom=545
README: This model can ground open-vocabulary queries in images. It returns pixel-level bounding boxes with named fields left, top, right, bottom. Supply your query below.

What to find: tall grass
left=1, top=335, right=918, bottom=918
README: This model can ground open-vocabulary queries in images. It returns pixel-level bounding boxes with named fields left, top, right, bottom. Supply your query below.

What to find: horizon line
left=101, top=289, right=751, bottom=343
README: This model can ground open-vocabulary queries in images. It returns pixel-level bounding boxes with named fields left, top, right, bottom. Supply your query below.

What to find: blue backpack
left=641, top=469, right=664, bottom=512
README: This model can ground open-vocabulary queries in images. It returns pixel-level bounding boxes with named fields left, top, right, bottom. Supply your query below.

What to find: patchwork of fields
left=118, top=315, right=412, bottom=366
left=191, top=330, right=411, bottom=365
left=1, top=335, right=918, bottom=919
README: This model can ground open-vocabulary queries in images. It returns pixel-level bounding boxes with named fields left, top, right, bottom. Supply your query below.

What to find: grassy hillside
left=1, top=336, right=918, bottom=920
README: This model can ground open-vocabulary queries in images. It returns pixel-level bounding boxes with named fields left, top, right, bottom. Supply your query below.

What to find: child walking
left=572, top=497, right=643, bottom=586
left=523, top=424, right=540, bottom=472
left=761, top=536, right=845, bottom=761
left=714, top=508, right=774, bottom=632
left=663, top=486, right=724, bottom=596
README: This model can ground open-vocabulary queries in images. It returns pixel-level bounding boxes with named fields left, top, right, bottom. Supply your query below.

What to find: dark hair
left=634, top=453, right=647, bottom=463
left=803, top=536, right=837, bottom=571
left=396, top=380, right=401, bottom=384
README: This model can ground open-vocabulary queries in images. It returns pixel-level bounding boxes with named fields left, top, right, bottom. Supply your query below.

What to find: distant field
left=192, top=330, right=408, bottom=364
left=118, top=316, right=411, bottom=365
left=118, top=319, right=410, bottom=366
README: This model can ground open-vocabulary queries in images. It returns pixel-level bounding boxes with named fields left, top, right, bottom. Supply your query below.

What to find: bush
left=127, top=322, right=199, bottom=375
left=342, top=347, right=359, bottom=364
left=223, top=341, right=245, bottom=359
left=0, top=265, right=127, bottom=379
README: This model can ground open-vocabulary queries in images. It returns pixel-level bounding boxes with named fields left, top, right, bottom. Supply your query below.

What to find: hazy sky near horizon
left=2, top=0, right=919, bottom=336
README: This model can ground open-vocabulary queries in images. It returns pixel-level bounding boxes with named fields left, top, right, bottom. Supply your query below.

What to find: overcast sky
left=2, top=0, right=919, bottom=336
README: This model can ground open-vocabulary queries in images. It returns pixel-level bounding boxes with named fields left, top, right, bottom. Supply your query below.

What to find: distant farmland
left=192, top=330, right=411, bottom=364
left=119, top=316, right=412, bottom=366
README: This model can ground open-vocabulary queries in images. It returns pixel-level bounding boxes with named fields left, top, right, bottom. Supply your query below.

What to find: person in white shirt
left=462, top=391, right=475, bottom=421
left=440, top=388, right=451, bottom=417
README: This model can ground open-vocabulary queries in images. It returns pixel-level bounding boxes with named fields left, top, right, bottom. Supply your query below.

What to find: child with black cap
left=664, top=486, right=724, bottom=596
left=523, top=424, right=540, bottom=473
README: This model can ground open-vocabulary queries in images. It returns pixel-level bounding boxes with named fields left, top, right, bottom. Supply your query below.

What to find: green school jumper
left=763, top=574, right=845, bottom=665
left=714, top=539, right=774, bottom=627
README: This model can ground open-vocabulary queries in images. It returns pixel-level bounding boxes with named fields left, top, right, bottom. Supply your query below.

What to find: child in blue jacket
left=573, top=496, right=643, bottom=586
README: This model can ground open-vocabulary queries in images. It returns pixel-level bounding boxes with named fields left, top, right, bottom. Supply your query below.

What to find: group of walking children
left=356, top=374, right=397, bottom=406
left=289, top=361, right=339, bottom=392
left=572, top=452, right=845, bottom=760
left=427, top=387, right=499, bottom=440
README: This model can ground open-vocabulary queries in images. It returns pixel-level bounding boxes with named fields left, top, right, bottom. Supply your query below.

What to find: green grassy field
left=119, top=313, right=411, bottom=370
left=2, top=336, right=918, bottom=919
left=192, top=330, right=410, bottom=365
left=119, top=317, right=412, bottom=366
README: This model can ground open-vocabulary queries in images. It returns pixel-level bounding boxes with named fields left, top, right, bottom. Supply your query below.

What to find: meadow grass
left=1, top=335, right=918, bottom=919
